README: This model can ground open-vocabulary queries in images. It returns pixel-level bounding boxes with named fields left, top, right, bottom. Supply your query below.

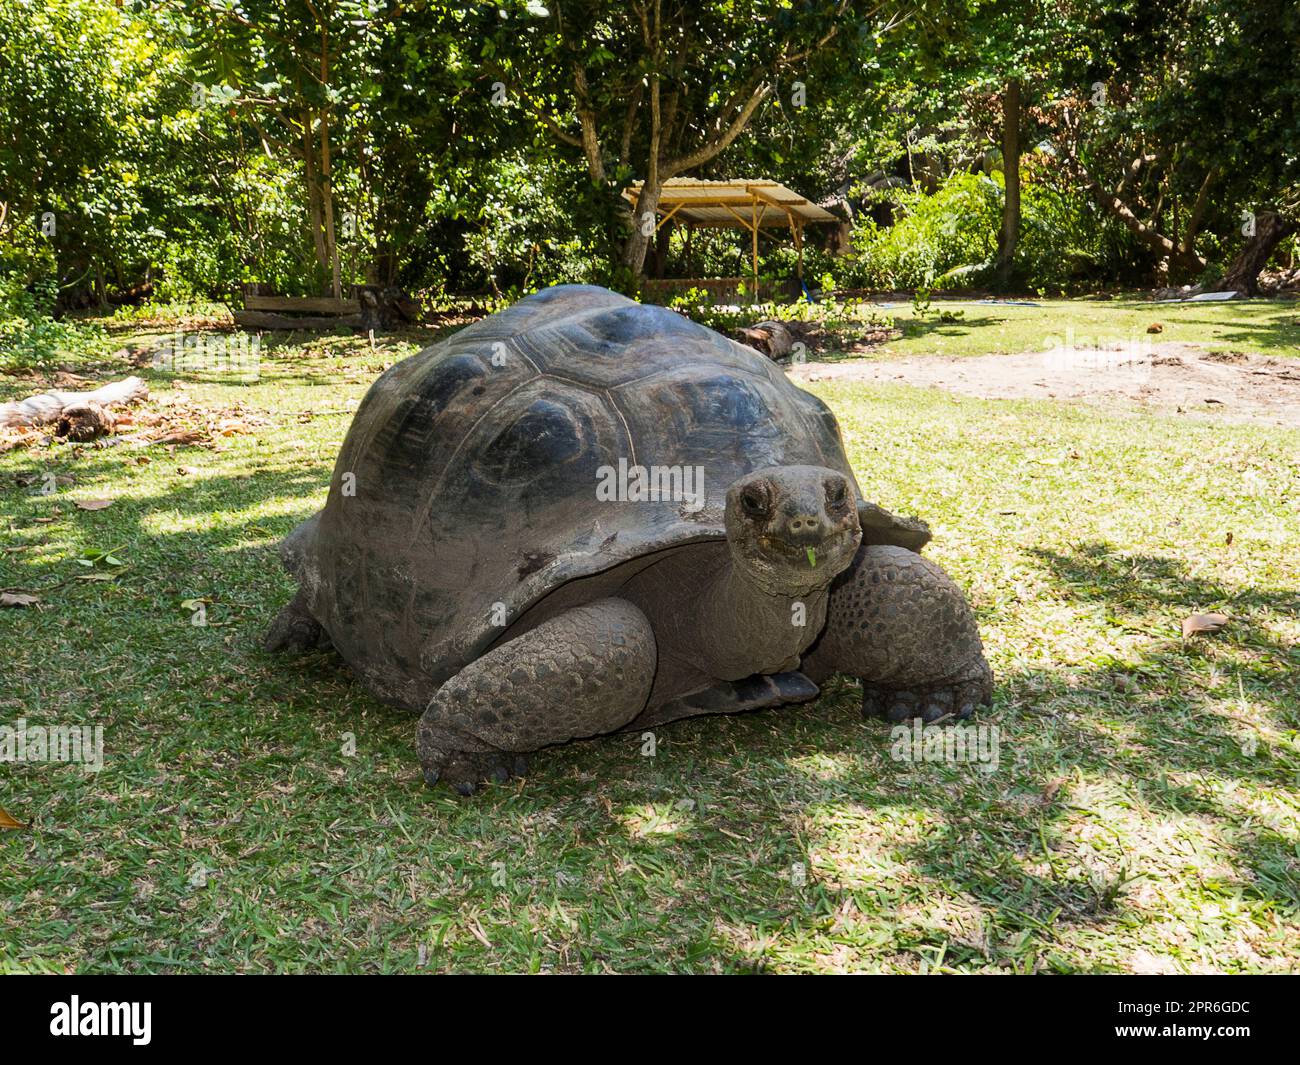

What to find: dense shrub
left=0, top=274, right=106, bottom=369
left=839, top=172, right=1001, bottom=290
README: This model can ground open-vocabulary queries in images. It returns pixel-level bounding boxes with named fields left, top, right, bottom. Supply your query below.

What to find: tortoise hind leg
left=418, top=597, right=656, bottom=795
left=802, top=544, right=992, bottom=724
left=263, top=590, right=330, bottom=653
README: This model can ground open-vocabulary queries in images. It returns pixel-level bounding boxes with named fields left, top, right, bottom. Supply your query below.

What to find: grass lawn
left=839, top=295, right=1300, bottom=359
left=2, top=308, right=1298, bottom=973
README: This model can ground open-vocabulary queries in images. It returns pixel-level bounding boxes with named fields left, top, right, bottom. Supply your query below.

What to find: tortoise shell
left=281, top=285, right=870, bottom=711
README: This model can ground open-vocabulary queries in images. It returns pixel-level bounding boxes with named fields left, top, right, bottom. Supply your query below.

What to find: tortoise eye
left=740, top=484, right=772, bottom=518
left=825, top=479, right=849, bottom=508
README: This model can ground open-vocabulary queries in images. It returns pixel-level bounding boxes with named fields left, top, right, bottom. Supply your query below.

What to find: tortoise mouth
left=758, top=527, right=856, bottom=568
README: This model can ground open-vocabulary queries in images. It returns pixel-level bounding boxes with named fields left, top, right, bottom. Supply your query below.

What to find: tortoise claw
left=421, top=742, right=527, bottom=796
left=862, top=675, right=991, bottom=724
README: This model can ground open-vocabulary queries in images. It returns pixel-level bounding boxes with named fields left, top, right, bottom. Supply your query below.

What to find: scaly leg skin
left=263, top=589, right=330, bottom=653
left=803, top=544, right=993, bottom=724
left=417, top=597, right=656, bottom=795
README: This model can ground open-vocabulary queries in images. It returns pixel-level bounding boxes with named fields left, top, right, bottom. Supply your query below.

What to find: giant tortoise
left=266, top=285, right=992, bottom=792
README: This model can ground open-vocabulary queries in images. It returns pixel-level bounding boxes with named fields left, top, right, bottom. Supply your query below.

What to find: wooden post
left=750, top=193, right=760, bottom=294
left=686, top=222, right=694, bottom=276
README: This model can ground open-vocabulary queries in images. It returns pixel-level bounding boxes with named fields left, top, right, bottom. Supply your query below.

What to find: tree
left=994, top=76, right=1020, bottom=280
left=476, top=0, right=918, bottom=279
left=181, top=0, right=407, bottom=298
left=0, top=0, right=187, bottom=304
left=1049, top=0, right=1299, bottom=288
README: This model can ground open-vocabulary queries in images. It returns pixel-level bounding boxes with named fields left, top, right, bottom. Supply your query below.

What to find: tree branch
left=663, top=80, right=773, bottom=176
left=1181, top=166, right=1219, bottom=256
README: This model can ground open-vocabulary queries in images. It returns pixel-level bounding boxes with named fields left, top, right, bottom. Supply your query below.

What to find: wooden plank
left=244, top=295, right=361, bottom=315
left=625, top=192, right=774, bottom=209
left=655, top=202, right=684, bottom=232
left=233, top=309, right=363, bottom=331
left=682, top=218, right=797, bottom=229
left=748, top=186, right=809, bottom=208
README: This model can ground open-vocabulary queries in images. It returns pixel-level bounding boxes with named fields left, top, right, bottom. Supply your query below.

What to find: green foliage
left=1, top=0, right=1296, bottom=318
left=843, top=173, right=1001, bottom=290
left=1014, top=177, right=1129, bottom=292
left=0, top=275, right=106, bottom=369
left=431, top=153, right=611, bottom=297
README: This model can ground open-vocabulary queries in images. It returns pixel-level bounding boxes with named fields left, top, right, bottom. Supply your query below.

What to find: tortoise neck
left=691, top=559, right=828, bottom=679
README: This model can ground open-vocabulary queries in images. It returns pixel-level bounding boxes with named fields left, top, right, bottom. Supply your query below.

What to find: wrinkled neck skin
left=689, top=557, right=831, bottom=681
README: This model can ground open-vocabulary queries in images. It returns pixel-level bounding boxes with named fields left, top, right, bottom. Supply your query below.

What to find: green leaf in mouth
left=806, top=546, right=817, bottom=568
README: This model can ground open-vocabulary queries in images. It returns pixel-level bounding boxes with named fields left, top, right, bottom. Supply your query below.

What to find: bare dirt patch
left=788, top=342, right=1300, bottom=427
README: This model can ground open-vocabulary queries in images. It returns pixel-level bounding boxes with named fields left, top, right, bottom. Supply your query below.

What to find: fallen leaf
left=74, top=498, right=114, bottom=511
left=0, top=592, right=39, bottom=607
left=152, top=430, right=204, bottom=446
left=1225, top=531, right=1234, bottom=546
left=176, top=466, right=199, bottom=476
left=1147, top=322, right=1163, bottom=333
left=1042, top=778, right=1065, bottom=803
left=1182, top=612, right=1230, bottom=637
left=0, top=806, right=26, bottom=830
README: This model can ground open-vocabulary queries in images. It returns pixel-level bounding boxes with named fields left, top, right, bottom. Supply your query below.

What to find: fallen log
left=733, top=320, right=816, bottom=360
left=0, top=376, right=148, bottom=438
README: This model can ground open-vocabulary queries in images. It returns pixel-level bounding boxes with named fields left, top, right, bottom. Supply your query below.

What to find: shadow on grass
left=4, top=448, right=1297, bottom=972
left=852, top=540, right=1299, bottom=972
left=1176, top=314, right=1300, bottom=356
left=619, top=538, right=1300, bottom=971
left=897, top=314, right=1007, bottom=342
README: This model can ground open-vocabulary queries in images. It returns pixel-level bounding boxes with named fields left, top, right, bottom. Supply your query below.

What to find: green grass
left=2, top=312, right=1298, bottom=973
left=849, top=296, right=1300, bottom=359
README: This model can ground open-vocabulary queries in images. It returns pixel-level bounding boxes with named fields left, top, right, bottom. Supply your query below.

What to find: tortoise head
left=724, top=465, right=862, bottom=596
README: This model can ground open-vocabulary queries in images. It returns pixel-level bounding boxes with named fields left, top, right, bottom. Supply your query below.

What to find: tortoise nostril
left=785, top=513, right=826, bottom=541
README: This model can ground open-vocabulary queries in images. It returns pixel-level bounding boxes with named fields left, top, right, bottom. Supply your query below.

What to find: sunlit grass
left=1, top=310, right=1297, bottom=973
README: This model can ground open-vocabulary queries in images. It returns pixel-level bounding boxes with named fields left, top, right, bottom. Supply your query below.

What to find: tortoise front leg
left=803, top=544, right=993, bottom=723
left=417, top=598, right=656, bottom=794
left=263, top=589, right=330, bottom=653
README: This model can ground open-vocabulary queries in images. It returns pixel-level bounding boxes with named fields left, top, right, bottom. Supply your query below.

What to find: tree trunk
left=1220, top=211, right=1297, bottom=295
left=622, top=182, right=662, bottom=277
left=319, top=110, right=342, bottom=300
left=995, top=78, right=1021, bottom=284
left=302, top=116, right=329, bottom=276
left=652, top=217, right=674, bottom=278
